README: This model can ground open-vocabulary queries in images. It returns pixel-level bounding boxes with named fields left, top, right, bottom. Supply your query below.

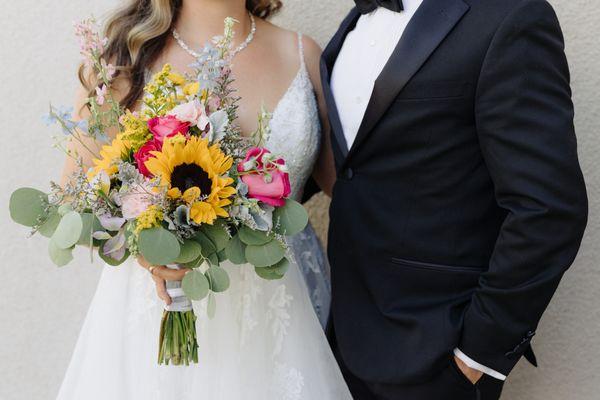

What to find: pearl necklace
left=172, top=14, right=256, bottom=59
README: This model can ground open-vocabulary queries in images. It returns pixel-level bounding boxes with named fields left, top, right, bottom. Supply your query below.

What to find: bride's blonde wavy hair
left=80, top=0, right=282, bottom=110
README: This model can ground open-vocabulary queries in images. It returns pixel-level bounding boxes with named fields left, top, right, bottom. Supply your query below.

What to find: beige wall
left=0, top=1, right=597, bottom=399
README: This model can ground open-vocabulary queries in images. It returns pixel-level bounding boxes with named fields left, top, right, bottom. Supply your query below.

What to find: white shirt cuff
left=453, top=348, right=507, bottom=381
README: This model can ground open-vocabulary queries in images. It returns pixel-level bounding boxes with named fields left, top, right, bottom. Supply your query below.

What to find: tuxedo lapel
left=321, top=8, right=361, bottom=160
left=345, top=0, right=470, bottom=162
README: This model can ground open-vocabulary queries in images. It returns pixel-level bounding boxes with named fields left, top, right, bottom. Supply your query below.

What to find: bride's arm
left=60, top=69, right=128, bottom=186
left=302, top=36, right=336, bottom=197
left=59, top=86, right=106, bottom=187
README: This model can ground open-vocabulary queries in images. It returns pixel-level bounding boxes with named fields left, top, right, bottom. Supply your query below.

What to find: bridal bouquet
left=9, top=18, right=308, bottom=365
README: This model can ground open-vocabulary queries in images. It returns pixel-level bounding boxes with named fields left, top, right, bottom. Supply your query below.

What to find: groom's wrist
left=453, top=348, right=507, bottom=381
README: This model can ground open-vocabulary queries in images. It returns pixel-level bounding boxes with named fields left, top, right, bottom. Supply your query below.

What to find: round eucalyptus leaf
left=98, top=246, right=130, bottom=266
left=194, top=230, right=217, bottom=257
left=206, top=252, right=220, bottom=267
left=238, top=225, right=271, bottom=246
left=52, top=211, right=83, bottom=250
left=48, top=239, right=74, bottom=267
left=274, top=199, right=309, bottom=236
left=245, top=239, right=286, bottom=268
left=78, top=213, right=103, bottom=246
left=225, top=234, right=247, bottom=265
left=175, top=240, right=203, bottom=264
left=201, top=223, right=230, bottom=251
left=255, top=257, right=290, bottom=280
left=9, top=188, right=48, bottom=227
left=205, top=266, right=230, bottom=292
left=182, top=270, right=210, bottom=300
left=139, top=227, right=180, bottom=266
left=38, top=210, right=61, bottom=238
left=180, top=256, right=204, bottom=269
left=58, top=204, right=73, bottom=217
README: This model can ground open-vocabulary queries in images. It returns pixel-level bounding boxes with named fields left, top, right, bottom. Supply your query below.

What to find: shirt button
left=369, top=40, right=376, bottom=47
left=355, top=96, right=362, bottom=104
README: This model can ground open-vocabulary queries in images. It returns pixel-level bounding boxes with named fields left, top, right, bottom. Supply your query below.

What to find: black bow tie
left=354, top=0, right=404, bottom=14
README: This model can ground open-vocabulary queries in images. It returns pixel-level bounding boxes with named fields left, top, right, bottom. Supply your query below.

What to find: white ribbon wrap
left=164, top=265, right=193, bottom=312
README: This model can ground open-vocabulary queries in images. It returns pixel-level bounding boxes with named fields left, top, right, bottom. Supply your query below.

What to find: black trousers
left=331, top=336, right=504, bottom=400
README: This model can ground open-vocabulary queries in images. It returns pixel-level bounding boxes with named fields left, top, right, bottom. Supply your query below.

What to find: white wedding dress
left=56, top=34, right=352, bottom=400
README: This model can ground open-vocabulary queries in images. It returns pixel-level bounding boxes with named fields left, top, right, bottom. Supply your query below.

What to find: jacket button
left=344, top=168, right=354, bottom=180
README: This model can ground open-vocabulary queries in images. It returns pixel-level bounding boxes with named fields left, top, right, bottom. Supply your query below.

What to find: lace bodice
left=266, top=33, right=321, bottom=201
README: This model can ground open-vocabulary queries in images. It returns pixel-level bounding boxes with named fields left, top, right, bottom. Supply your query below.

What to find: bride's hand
left=137, top=256, right=187, bottom=305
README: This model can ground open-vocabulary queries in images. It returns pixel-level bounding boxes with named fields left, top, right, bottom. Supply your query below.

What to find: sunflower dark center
left=171, top=164, right=212, bottom=196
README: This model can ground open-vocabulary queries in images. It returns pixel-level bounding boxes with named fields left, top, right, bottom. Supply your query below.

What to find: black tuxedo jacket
left=323, top=0, right=588, bottom=384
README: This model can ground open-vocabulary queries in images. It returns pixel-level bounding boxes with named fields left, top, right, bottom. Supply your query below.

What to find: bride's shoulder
left=257, top=19, right=322, bottom=82
left=257, top=19, right=321, bottom=59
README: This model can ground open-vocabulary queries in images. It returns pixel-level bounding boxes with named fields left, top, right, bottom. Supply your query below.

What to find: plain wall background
left=0, top=1, right=597, bottom=399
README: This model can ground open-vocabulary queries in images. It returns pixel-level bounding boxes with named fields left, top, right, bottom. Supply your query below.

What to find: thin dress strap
left=297, top=32, right=306, bottom=70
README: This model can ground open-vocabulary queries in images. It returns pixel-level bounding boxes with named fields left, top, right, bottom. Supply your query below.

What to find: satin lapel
left=345, top=0, right=470, bottom=162
left=321, top=8, right=361, bottom=160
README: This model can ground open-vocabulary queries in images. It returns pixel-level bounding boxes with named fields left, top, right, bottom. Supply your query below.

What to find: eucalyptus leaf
left=139, top=227, right=180, bottom=266
left=38, top=210, right=61, bottom=238
left=205, top=266, right=230, bottom=292
left=207, top=292, right=216, bottom=319
left=206, top=252, right=219, bottom=267
left=225, top=234, right=247, bottom=265
left=9, top=187, right=48, bottom=227
left=182, top=270, right=210, bottom=300
left=273, top=199, right=308, bottom=236
left=48, top=239, right=74, bottom=267
left=57, top=204, right=73, bottom=216
left=92, top=231, right=112, bottom=240
left=175, top=240, right=203, bottom=264
left=245, top=239, right=286, bottom=268
left=238, top=225, right=271, bottom=246
left=194, top=230, right=217, bottom=257
left=78, top=213, right=102, bottom=245
left=255, top=257, right=290, bottom=280
left=52, top=211, right=83, bottom=250
left=180, top=256, right=204, bottom=269
left=201, top=222, right=230, bottom=251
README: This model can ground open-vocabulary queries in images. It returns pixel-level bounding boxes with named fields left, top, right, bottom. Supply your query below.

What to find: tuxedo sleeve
left=460, top=0, right=588, bottom=376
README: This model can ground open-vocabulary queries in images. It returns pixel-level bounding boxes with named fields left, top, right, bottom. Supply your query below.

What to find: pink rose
left=147, top=115, right=190, bottom=142
left=238, top=147, right=291, bottom=207
left=134, top=139, right=162, bottom=177
left=167, top=100, right=210, bottom=130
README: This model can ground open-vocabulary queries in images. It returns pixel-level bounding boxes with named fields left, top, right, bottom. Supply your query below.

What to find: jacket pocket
left=390, top=257, right=485, bottom=274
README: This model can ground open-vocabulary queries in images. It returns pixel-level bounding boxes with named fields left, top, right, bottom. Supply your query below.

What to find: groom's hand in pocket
left=454, top=356, right=484, bottom=384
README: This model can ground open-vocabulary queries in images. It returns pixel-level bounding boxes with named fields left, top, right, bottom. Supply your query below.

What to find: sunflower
left=88, top=134, right=131, bottom=178
left=145, top=136, right=236, bottom=225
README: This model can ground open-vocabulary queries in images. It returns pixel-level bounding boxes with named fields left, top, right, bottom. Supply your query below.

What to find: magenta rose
left=238, top=147, right=291, bottom=207
left=134, top=139, right=162, bottom=177
left=147, top=115, right=190, bottom=142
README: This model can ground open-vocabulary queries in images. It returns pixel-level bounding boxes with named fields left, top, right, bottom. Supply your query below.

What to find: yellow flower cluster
left=135, top=205, right=164, bottom=234
left=120, top=111, right=151, bottom=152
left=143, top=64, right=186, bottom=117
left=121, top=110, right=152, bottom=152
left=88, top=134, right=131, bottom=178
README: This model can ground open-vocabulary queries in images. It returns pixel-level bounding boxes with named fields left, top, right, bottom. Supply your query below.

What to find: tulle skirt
left=55, top=225, right=351, bottom=400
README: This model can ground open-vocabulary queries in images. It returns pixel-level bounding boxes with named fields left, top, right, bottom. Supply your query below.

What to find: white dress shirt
left=330, top=3, right=507, bottom=381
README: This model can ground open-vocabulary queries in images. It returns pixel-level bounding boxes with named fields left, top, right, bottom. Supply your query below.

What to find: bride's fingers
left=152, top=275, right=172, bottom=305
left=152, top=265, right=188, bottom=281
